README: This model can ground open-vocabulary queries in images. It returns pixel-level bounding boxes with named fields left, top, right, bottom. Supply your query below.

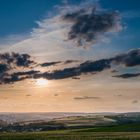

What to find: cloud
left=13, top=70, right=39, bottom=76
left=0, top=48, right=140, bottom=84
left=0, top=64, right=8, bottom=73
left=0, top=70, right=40, bottom=84
left=113, top=73, right=140, bottom=79
left=34, top=59, right=110, bottom=80
left=111, top=49, right=140, bottom=67
left=0, top=52, right=36, bottom=84
left=0, top=52, right=35, bottom=68
left=117, top=94, right=122, bottom=97
left=72, top=77, right=80, bottom=80
left=132, top=100, right=138, bottom=104
left=34, top=67, right=80, bottom=80
left=29, top=1, right=122, bottom=51
left=40, top=61, right=61, bottom=67
left=62, top=3, right=122, bottom=47
left=0, top=74, right=30, bottom=84
left=40, top=60, right=79, bottom=67
left=74, top=96, right=101, bottom=100
left=0, top=0, right=123, bottom=66
left=26, top=94, right=31, bottom=97
left=79, top=59, right=110, bottom=73
left=36, top=49, right=140, bottom=80
left=64, top=60, right=79, bottom=64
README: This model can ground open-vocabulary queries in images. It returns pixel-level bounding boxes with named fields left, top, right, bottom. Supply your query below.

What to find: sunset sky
left=0, top=0, right=140, bottom=112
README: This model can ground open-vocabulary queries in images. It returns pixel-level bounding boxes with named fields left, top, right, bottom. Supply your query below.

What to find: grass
left=74, top=123, right=140, bottom=132
left=0, top=123, right=140, bottom=140
left=0, top=129, right=140, bottom=140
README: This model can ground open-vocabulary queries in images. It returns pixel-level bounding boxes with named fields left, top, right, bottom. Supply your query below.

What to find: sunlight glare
left=36, top=78, right=49, bottom=86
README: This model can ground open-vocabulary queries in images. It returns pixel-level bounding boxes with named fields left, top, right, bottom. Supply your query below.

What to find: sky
left=0, top=0, right=140, bottom=113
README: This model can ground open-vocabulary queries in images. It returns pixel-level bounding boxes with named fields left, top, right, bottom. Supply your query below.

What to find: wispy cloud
left=122, top=10, right=140, bottom=19
left=132, top=100, right=138, bottom=104
left=0, top=0, right=123, bottom=63
left=40, top=61, right=61, bottom=67
left=74, top=96, right=101, bottom=100
left=113, top=73, right=140, bottom=79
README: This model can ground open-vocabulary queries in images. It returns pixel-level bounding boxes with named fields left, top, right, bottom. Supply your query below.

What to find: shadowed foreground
left=0, top=131, right=140, bottom=140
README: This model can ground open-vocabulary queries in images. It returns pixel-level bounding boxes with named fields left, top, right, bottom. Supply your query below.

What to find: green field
left=0, top=129, right=140, bottom=140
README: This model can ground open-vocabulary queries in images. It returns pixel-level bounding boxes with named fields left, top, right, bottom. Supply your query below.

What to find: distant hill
left=0, top=112, right=140, bottom=124
left=0, top=112, right=140, bottom=132
left=0, top=112, right=97, bottom=124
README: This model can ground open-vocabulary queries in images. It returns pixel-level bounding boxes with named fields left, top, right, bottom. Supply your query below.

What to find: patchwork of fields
left=0, top=113, right=140, bottom=139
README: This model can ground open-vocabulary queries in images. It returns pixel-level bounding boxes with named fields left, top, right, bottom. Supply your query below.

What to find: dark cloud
left=63, top=5, right=121, bottom=47
left=37, top=49, right=140, bottom=80
left=0, top=70, right=40, bottom=84
left=113, top=73, right=140, bottom=79
left=0, top=52, right=35, bottom=68
left=34, top=67, right=80, bottom=80
left=0, top=64, right=8, bottom=73
left=34, top=59, right=110, bottom=80
left=0, top=74, right=30, bottom=84
left=64, top=60, right=79, bottom=64
left=111, top=49, right=140, bottom=67
left=0, top=52, right=36, bottom=84
left=0, top=49, right=139, bottom=84
left=13, top=70, right=39, bottom=77
left=79, top=59, right=110, bottom=73
left=22, top=56, right=110, bottom=81
left=40, top=61, right=61, bottom=67
left=40, top=60, right=79, bottom=67
left=14, top=53, right=34, bottom=67
left=72, top=77, right=80, bottom=80
left=74, top=96, right=101, bottom=100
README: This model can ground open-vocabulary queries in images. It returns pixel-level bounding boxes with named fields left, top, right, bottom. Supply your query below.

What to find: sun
left=36, top=78, right=49, bottom=86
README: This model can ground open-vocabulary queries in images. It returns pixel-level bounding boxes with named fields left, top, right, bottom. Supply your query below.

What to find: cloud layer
left=0, top=49, right=139, bottom=84
left=34, top=59, right=110, bottom=80
left=36, top=48, right=140, bottom=80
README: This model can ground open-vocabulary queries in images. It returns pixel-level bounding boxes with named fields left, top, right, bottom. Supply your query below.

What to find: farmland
left=0, top=130, right=140, bottom=140
left=0, top=112, right=140, bottom=139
